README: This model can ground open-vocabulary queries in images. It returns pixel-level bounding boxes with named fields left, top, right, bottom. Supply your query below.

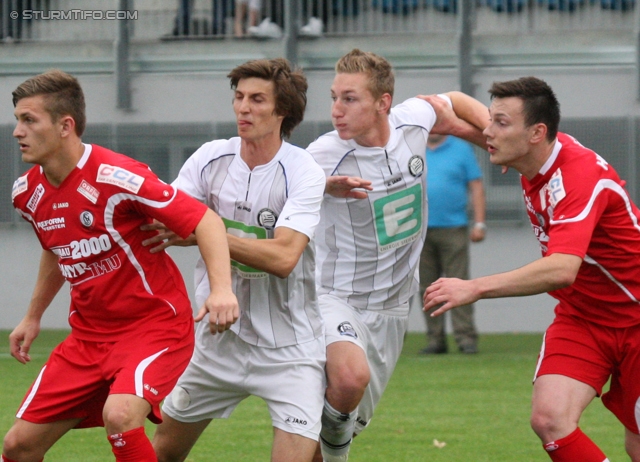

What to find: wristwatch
left=473, top=222, right=487, bottom=231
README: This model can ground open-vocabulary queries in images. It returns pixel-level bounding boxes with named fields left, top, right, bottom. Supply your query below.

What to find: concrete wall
left=1, top=224, right=556, bottom=333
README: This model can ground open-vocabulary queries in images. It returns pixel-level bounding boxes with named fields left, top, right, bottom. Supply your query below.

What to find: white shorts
left=237, top=0, right=261, bottom=10
left=162, top=325, right=326, bottom=441
left=319, top=293, right=408, bottom=435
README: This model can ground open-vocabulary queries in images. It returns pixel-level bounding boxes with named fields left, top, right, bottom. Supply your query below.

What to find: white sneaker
left=248, top=18, right=282, bottom=39
left=299, top=16, right=323, bottom=37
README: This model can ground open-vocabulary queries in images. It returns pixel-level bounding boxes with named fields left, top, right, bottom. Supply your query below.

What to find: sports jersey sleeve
left=172, top=141, right=224, bottom=202
left=107, top=160, right=207, bottom=239
left=275, top=156, right=326, bottom=239
left=392, top=97, right=440, bottom=132
left=544, top=161, right=608, bottom=259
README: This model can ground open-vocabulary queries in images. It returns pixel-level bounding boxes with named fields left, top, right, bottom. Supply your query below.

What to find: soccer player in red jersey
left=2, top=70, right=238, bottom=462
left=424, top=76, right=640, bottom=461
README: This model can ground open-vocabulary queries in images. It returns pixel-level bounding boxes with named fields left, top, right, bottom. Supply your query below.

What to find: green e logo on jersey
left=222, top=218, right=268, bottom=278
left=373, top=183, right=423, bottom=252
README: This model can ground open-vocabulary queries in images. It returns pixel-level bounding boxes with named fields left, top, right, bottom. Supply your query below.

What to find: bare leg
left=272, top=427, right=317, bottom=462
left=152, top=412, right=211, bottom=462
left=3, top=417, right=81, bottom=461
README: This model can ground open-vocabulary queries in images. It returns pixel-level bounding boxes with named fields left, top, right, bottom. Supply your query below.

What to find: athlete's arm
left=10, top=250, right=65, bottom=364
left=416, top=92, right=489, bottom=149
left=226, top=226, right=309, bottom=279
left=192, top=209, right=239, bottom=334
left=424, top=252, right=582, bottom=316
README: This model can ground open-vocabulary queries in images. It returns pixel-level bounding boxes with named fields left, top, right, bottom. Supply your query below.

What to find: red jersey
left=12, top=144, right=207, bottom=341
left=522, top=132, right=640, bottom=328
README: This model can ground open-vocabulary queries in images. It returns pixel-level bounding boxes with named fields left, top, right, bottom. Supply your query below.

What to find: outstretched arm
left=193, top=209, right=239, bottom=334
left=423, top=253, right=582, bottom=316
left=417, top=92, right=489, bottom=149
left=10, top=250, right=65, bottom=364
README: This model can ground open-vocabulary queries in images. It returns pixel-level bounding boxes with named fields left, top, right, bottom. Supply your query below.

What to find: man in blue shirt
left=419, top=134, right=486, bottom=354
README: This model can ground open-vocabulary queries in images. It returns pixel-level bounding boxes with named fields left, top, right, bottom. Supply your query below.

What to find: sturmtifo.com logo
left=11, top=9, right=138, bottom=20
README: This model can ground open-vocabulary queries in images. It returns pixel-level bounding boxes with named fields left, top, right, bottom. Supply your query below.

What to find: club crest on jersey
left=80, top=211, right=94, bottom=228
left=408, top=155, right=425, bottom=177
left=337, top=321, right=358, bottom=339
left=257, top=208, right=277, bottom=230
left=77, top=180, right=100, bottom=204
left=11, top=174, right=28, bottom=200
left=26, top=183, right=45, bottom=212
left=96, top=164, right=144, bottom=194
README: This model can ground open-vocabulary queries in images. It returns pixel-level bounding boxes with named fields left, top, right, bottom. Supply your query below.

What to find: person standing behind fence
left=234, top=0, right=261, bottom=37
left=419, top=134, right=485, bottom=355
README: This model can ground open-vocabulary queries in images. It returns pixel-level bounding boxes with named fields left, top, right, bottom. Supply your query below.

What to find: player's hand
left=470, top=227, right=486, bottom=243
left=423, top=278, right=479, bottom=317
left=195, top=289, right=239, bottom=335
left=325, top=176, right=373, bottom=199
left=9, top=317, right=41, bottom=364
left=141, top=220, right=195, bottom=253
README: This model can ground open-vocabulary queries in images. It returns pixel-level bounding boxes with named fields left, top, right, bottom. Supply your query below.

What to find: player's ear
left=59, top=115, right=76, bottom=138
left=378, top=93, right=392, bottom=115
left=529, top=122, right=547, bottom=144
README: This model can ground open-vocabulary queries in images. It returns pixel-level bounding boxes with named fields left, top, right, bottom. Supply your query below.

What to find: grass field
left=0, top=330, right=626, bottom=461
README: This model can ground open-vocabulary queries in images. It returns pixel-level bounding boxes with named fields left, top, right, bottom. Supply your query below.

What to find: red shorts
left=16, top=320, right=194, bottom=428
left=534, top=312, right=640, bottom=433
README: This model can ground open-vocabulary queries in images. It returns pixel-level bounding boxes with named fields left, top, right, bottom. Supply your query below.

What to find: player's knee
left=152, top=428, right=188, bottom=462
left=103, top=406, right=138, bottom=433
left=530, top=409, right=563, bottom=441
left=328, top=363, right=370, bottom=398
left=3, top=427, right=44, bottom=460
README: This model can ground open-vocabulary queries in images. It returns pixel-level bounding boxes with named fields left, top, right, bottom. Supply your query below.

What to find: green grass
left=0, top=330, right=626, bottom=461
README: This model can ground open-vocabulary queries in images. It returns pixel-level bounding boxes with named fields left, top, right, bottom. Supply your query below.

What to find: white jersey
left=307, top=97, right=437, bottom=311
left=174, top=137, right=326, bottom=348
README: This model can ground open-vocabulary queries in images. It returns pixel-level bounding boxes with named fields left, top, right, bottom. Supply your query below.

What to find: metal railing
left=0, top=0, right=635, bottom=42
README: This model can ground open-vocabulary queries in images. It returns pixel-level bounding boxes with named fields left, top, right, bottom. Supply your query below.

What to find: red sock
left=108, top=427, right=157, bottom=462
left=543, top=427, right=608, bottom=462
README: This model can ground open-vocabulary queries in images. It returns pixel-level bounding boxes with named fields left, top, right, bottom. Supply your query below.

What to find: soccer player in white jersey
left=425, top=76, right=640, bottom=461
left=305, top=49, right=489, bottom=462
left=4, top=70, right=237, bottom=462
left=146, top=59, right=327, bottom=462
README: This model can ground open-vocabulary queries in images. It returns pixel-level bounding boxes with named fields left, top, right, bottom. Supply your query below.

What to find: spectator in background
left=419, top=134, right=485, bottom=355
left=234, top=0, right=261, bottom=37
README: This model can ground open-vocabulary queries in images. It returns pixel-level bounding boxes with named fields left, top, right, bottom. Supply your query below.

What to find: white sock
left=319, top=399, right=357, bottom=459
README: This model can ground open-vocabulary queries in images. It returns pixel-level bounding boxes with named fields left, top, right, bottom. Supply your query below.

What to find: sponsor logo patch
left=285, top=416, right=308, bottom=426
left=37, top=217, right=66, bottom=231
left=77, top=180, right=100, bottom=204
left=26, top=183, right=45, bottom=212
left=96, top=164, right=144, bottom=194
left=53, top=202, right=69, bottom=210
left=11, top=174, right=28, bottom=200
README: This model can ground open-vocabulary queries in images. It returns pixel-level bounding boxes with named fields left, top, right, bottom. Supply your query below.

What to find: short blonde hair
left=335, top=49, right=394, bottom=102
